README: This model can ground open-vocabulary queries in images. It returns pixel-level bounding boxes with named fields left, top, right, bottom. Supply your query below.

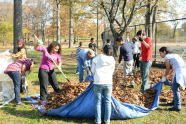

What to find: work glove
left=161, top=76, right=167, bottom=82
left=38, top=40, right=43, bottom=45
left=139, top=37, right=143, bottom=42
left=34, top=35, right=43, bottom=45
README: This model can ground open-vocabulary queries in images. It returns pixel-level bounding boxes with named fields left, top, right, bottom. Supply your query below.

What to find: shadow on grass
left=1, top=105, right=94, bottom=123
left=31, top=81, right=40, bottom=85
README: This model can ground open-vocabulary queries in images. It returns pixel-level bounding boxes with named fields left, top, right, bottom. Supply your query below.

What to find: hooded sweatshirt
left=91, top=54, right=115, bottom=85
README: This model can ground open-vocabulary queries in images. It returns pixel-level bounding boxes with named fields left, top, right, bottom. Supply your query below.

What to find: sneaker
left=38, top=100, right=47, bottom=105
left=166, top=101, right=174, bottom=106
left=168, top=107, right=181, bottom=112
left=75, top=72, right=79, bottom=75
left=16, top=102, right=25, bottom=106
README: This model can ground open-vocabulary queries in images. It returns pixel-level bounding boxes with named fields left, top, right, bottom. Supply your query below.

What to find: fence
left=102, top=18, right=186, bottom=60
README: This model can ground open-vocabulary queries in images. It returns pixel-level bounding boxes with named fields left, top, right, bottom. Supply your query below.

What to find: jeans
left=123, top=60, right=134, bottom=77
left=38, top=68, right=60, bottom=101
left=78, top=57, right=85, bottom=83
left=140, top=60, right=152, bottom=91
left=171, top=76, right=181, bottom=110
left=76, top=59, right=79, bottom=73
left=94, top=84, right=112, bottom=124
left=133, top=53, right=140, bottom=68
left=7, top=71, right=22, bottom=103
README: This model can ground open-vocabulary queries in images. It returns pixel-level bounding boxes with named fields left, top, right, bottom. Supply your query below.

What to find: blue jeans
left=140, top=61, right=152, bottom=91
left=7, top=71, right=22, bottom=103
left=172, top=76, right=181, bottom=110
left=94, top=84, right=112, bottom=124
left=76, top=59, right=79, bottom=73
left=78, top=57, right=84, bottom=83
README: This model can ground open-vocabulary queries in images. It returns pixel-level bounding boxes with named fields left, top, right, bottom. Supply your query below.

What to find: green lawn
left=0, top=47, right=186, bottom=124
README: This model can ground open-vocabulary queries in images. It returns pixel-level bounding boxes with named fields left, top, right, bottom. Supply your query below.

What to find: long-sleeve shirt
left=4, top=59, right=32, bottom=75
left=12, top=48, right=27, bottom=59
left=164, top=54, right=186, bottom=88
left=119, top=42, right=133, bottom=62
left=35, top=46, right=61, bottom=70
left=78, top=49, right=89, bottom=64
left=91, top=54, right=115, bottom=85
left=76, top=46, right=82, bottom=60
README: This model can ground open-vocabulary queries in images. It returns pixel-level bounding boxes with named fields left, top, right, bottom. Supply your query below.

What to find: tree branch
left=122, top=0, right=127, bottom=25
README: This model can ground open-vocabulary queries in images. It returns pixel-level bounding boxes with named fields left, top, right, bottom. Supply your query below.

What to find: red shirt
left=141, top=37, right=152, bottom=61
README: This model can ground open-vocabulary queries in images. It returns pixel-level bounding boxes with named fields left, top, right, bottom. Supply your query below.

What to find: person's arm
left=118, top=47, right=123, bottom=63
left=164, top=60, right=171, bottom=76
left=12, top=49, right=26, bottom=59
left=141, top=40, right=149, bottom=48
left=91, top=58, right=96, bottom=75
left=34, top=44, right=43, bottom=51
left=111, top=58, right=116, bottom=73
left=139, top=37, right=151, bottom=48
left=21, top=64, right=27, bottom=76
left=161, top=59, right=171, bottom=82
left=56, top=55, right=62, bottom=67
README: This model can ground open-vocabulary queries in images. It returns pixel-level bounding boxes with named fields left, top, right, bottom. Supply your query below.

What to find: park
left=0, top=0, right=186, bottom=124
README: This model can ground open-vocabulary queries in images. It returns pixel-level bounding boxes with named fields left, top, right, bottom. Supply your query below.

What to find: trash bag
left=0, top=50, right=15, bottom=106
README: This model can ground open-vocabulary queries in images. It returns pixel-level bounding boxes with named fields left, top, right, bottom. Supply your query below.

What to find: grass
left=0, top=47, right=186, bottom=124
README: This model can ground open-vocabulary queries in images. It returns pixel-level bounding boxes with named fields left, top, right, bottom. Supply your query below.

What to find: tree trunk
left=56, top=3, right=61, bottom=43
left=69, top=1, right=73, bottom=48
left=14, top=0, right=22, bottom=53
left=173, top=22, right=178, bottom=39
left=96, top=7, right=99, bottom=48
left=152, top=6, right=157, bottom=39
left=41, top=25, right=46, bottom=43
left=145, top=0, right=152, bottom=37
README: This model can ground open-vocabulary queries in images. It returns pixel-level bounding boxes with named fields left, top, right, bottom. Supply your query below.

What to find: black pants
left=38, top=68, right=60, bottom=101
left=133, top=53, right=140, bottom=68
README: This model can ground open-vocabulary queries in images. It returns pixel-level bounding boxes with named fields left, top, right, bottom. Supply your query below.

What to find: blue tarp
left=26, top=81, right=163, bottom=119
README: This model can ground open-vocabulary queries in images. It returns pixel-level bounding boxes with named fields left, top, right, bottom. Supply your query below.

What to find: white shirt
left=91, top=54, right=115, bottom=85
left=164, top=54, right=186, bottom=88
left=132, top=42, right=140, bottom=54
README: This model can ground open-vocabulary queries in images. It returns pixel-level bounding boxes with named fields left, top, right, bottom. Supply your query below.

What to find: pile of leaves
left=44, top=69, right=186, bottom=111
left=113, top=87, right=156, bottom=108
left=160, top=89, right=186, bottom=105
left=113, top=70, right=156, bottom=108
left=45, top=82, right=90, bottom=111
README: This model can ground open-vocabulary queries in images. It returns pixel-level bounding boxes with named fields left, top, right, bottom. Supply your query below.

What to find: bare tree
left=100, top=0, right=146, bottom=56
left=145, top=0, right=159, bottom=37
left=14, top=0, right=23, bottom=53
left=55, top=0, right=61, bottom=43
left=69, top=0, right=73, bottom=48
left=23, top=0, right=52, bottom=43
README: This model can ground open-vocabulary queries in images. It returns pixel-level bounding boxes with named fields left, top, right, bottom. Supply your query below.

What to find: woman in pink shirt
left=4, top=59, right=34, bottom=105
left=34, top=41, right=62, bottom=104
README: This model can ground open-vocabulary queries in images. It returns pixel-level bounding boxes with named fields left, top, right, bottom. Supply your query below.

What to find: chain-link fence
left=102, top=18, right=186, bottom=61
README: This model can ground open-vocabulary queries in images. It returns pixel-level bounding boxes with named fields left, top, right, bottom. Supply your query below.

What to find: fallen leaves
left=44, top=69, right=186, bottom=111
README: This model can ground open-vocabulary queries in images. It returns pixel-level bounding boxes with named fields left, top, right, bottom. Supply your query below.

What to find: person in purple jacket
left=34, top=41, right=62, bottom=104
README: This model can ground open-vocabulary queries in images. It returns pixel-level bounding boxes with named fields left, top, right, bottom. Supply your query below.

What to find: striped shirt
left=4, top=59, right=32, bottom=75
